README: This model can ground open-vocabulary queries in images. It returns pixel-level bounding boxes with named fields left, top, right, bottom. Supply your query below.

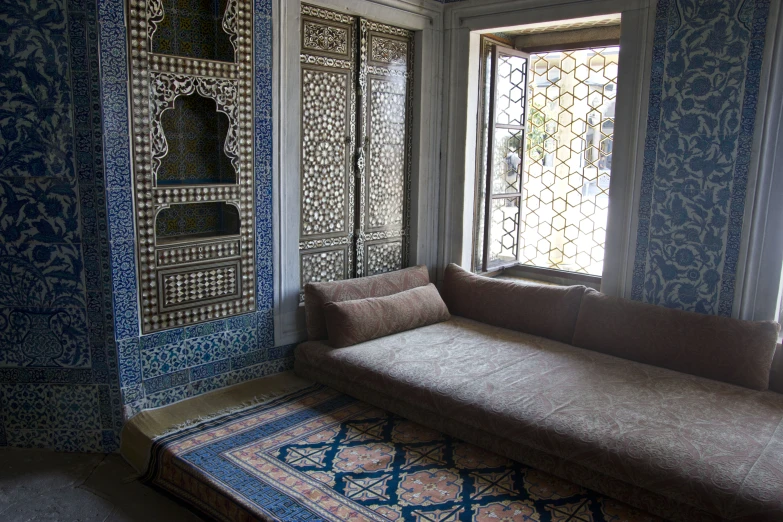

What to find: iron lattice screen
left=483, top=45, right=619, bottom=276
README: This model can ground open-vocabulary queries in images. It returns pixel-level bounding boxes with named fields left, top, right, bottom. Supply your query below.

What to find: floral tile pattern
left=0, top=0, right=124, bottom=451
left=632, top=0, right=770, bottom=315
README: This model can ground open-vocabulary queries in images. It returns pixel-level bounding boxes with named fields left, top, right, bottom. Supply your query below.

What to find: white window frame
left=272, top=0, right=444, bottom=344
left=438, top=0, right=656, bottom=296
left=737, top=1, right=783, bottom=322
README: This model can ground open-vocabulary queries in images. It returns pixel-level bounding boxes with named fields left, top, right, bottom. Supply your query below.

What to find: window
left=475, top=41, right=620, bottom=278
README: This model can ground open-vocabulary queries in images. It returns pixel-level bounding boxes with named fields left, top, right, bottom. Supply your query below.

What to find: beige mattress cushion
left=296, top=317, right=783, bottom=520
left=303, top=265, right=430, bottom=341
left=572, top=289, right=780, bottom=390
left=440, top=263, right=586, bottom=344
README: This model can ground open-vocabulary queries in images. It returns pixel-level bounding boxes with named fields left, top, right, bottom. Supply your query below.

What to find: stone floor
left=0, top=448, right=204, bottom=522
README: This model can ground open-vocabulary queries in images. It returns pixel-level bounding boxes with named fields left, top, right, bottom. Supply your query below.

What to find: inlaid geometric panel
left=366, top=241, right=403, bottom=276
left=302, top=21, right=348, bottom=55
left=299, top=5, right=356, bottom=293
left=357, top=20, right=413, bottom=278
left=300, top=69, right=350, bottom=237
left=299, top=6, right=413, bottom=290
left=368, top=79, right=406, bottom=229
left=370, top=36, right=407, bottom=65
left=128, top=0, right=255, bottom=332
left=160, top=262, right=239, bottom=310
left=300, top=249, right=346, bottom=288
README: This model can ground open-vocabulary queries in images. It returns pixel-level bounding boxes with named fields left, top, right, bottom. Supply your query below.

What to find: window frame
left=439, top=0, right=656, bottom=295
left=481, top=45, right=530, bottom=272
left=476, top=40, right=621, bottom=279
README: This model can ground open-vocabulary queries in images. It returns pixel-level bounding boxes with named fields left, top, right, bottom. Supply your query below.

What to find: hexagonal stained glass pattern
left=521, top=46, right=618, bottom=275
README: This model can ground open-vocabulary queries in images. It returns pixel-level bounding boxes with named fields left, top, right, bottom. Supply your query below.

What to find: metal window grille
left=480, top=45, right=619, bottom=276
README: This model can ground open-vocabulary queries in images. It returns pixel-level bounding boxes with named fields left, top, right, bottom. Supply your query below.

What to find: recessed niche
left=156, top=202, right=240, bottom=245
left=158, top=93, right=236, bottom=186
left=152, top=0, right=235, bottom=62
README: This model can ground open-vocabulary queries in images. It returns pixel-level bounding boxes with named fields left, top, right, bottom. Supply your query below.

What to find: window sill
left=481, top=263, right=601, bottom=290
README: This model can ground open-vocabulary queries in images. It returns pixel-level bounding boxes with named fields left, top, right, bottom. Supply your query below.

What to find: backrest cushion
left=323, top=284, right=450, bottom=348
left=771, top=344, right=783, bottom=394
left=440, top=263, right=586, bottom=344
left=572, top=289, right=780, bottom=391
left=304, top=265, right=430, bottom=341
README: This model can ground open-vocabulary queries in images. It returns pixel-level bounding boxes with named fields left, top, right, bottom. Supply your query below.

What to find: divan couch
left=295, top=264, right=783, bottom=522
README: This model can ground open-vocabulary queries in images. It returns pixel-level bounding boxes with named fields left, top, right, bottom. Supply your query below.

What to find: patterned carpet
left=144, top=385, right=662, bottom=522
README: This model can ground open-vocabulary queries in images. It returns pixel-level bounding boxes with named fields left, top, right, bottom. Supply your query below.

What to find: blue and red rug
left=144, top=385, right=660, bottom=521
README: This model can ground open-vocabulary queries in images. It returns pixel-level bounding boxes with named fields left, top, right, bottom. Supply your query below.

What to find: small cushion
left=771, top=344, right=783, bottom=394
left=571, top=289, right=780, bottom=390
left=304, top=265, right=431, bottom=341
left=323, top=284, right=450, bottom=348
left=439, top=263, right=586, bottom=344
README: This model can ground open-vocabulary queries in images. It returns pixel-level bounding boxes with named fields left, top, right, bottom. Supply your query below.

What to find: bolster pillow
left=303, top=265, right=431, bottom=341
left=323, top=284, right=450, bottom=348
left=571, top=289, right=780, bottom=391
left=440, top=263, right=586, bottom=344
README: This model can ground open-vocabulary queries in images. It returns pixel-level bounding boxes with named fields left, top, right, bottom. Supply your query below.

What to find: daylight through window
left=477, top=42, right=619, bottom=277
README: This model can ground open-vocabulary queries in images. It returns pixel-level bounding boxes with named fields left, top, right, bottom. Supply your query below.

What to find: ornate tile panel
left=631, top=0, right=770, bottom=315
left=0, top=1, right=74, bottom=180
left=0, top=0, right=125, bottom=451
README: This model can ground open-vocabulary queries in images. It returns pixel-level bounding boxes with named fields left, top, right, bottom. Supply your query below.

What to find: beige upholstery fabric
left=324, top=284, right=450, bottom=347
left=772, top=344, right=783, bottom=394
left=304, top=265, right=430, bottom=341
left=572, top=289, right=780, bottom=390
left=295, top=317, right=783, bottom=521
left=440, top=263, right=585, bottom=344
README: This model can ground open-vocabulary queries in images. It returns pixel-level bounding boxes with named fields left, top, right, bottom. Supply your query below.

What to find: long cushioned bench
left=295, top=264, right=783, bottom=521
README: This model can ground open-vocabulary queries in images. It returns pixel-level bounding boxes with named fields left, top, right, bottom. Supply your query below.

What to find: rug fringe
left=152, top=384, right=308, bottom=440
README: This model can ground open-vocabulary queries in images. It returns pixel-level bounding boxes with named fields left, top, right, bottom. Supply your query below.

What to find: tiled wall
left=0, top=0, right=124, bottom=451
left=99, top=0, right=291, bottom=419
left=632, top=0, right=770, bottom=315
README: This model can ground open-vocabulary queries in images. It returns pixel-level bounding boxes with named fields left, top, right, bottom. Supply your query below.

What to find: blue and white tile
left=141, top=341, right=190, bottom=380
left=227, top=313, right=256, bottom=332
left=140, top=328, right=183, bottom=350
left=184, top=318, right=228, bottom=340
left=121, top=383, right=144, bottom=405
left=117, top=337, right=142, bottom=387
left=106, top=187, right=135, bottom=244
left=185, top=331, right=228, bottom=367
left=143, top=369, right=190, bottom=395
left=189, top=358, right=231, bottom=381
left=225, top=326, right=257, bottom=357
left=0, top=306, right=91, bottom=368
left=188, top=372, right=231, bottom=397
left=256, top=308, right=274, bottom=349
left=145, top=383, right=191, bottom=409
left=231, top=349, right=267, bottom=371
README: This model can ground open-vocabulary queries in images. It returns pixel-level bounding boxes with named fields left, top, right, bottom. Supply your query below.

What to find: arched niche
left=157, top=93, right=236, bottom=186
left=151, top=0, right=235, bottom=63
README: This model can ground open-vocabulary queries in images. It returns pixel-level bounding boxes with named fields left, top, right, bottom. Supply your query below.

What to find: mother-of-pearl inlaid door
left=299, top=4, right=414, bottom=297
